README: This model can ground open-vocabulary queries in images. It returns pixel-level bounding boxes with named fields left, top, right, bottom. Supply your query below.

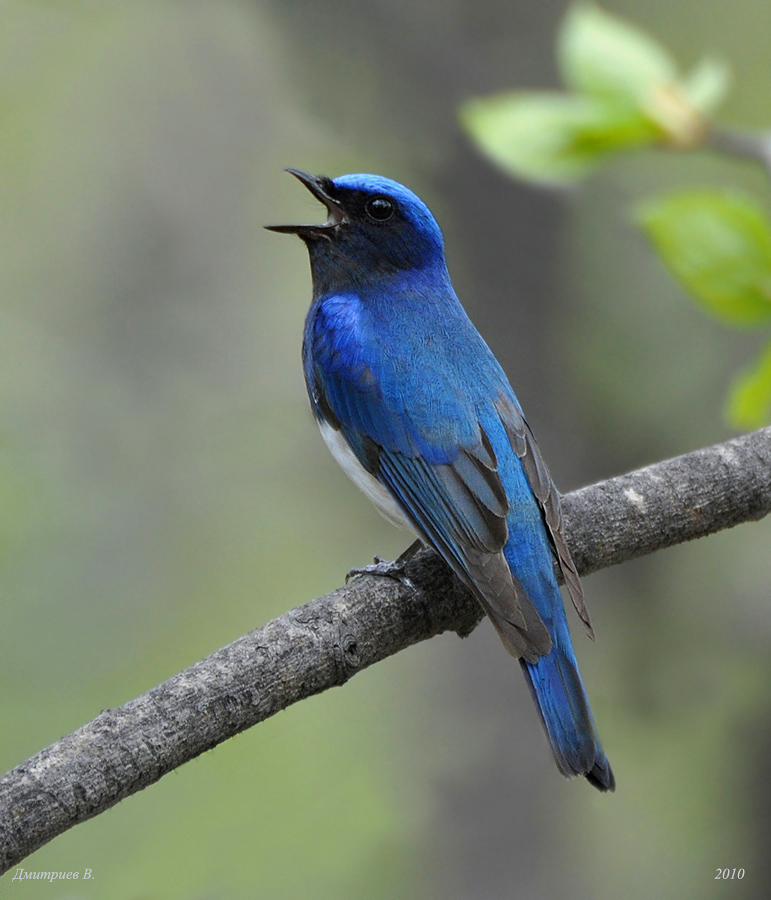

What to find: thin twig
left=706, top=127, right=771, bottom=178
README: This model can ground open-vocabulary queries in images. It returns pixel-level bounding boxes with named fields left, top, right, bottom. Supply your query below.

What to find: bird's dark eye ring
left=365, top=196, right=395, bottom=222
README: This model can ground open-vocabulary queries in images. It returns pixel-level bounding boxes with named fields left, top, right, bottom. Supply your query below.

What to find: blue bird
left=267, top=170, right=615, bottom=791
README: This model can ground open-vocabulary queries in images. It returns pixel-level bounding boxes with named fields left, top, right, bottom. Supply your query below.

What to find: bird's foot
left=346, top=556, right=416, bottom=591
left=346, top=541, right=422, bottom=592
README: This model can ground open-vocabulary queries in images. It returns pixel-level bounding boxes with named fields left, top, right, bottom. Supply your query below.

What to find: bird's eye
left=365, top=196, right=395, bottom=222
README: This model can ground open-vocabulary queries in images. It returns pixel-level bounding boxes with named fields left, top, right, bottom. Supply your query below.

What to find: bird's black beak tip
left=284, top=166, right=314, bottom=183
left=265, top=167, right=345, bottom=235
left=264, top=223, right=301, bottom=234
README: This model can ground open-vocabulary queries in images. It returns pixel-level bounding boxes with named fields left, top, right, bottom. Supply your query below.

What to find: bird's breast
left=317, top=420, right=414, bottom=533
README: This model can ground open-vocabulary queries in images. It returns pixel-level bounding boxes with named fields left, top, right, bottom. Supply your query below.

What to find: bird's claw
left=346, top=555, right=417, bottom=592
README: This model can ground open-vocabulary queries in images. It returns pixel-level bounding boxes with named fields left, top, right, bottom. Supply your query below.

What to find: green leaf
left=727, top=341, right=771, bottom=428
left=559, top=3, right=678, bottom=103
left=638, top=191, right=771, bottom=326
left=460, top=92, right=659, bottom=185
left=682, top=57, right=731, bottom=115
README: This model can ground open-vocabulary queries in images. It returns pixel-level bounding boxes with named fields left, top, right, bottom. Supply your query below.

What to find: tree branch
left=1, top=427, right=770, bottom=874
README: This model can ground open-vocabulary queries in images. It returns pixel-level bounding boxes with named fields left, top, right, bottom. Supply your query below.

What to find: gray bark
left=0, top=426, right=769, bottom=874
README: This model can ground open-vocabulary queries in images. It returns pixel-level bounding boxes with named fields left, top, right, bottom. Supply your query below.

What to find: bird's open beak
left=265, top=168, right=347, bottom=237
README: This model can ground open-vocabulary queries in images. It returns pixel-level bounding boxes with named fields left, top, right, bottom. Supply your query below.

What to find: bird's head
left=266, top=170, right=447, bottom=293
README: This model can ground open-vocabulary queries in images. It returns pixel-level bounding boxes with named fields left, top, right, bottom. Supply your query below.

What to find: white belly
left=318, top=420, right=415, bottom=534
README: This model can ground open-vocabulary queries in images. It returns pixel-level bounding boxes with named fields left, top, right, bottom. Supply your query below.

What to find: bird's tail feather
left=521, top=644, right=615, bottom=792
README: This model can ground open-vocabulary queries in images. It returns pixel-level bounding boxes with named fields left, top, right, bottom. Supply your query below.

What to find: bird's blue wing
left=493, top=392, right=593, bottom=638
left=373, top=443, right=555, bottom=662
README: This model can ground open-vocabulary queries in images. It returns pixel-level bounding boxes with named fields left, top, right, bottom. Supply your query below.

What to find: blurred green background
left=1, top=1, right=770, bottom=898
